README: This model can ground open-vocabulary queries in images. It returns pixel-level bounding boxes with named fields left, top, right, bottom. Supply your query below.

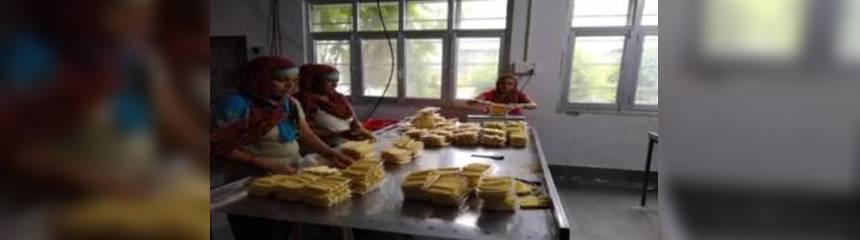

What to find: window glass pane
left=636, top=36, right=658, bottom=105
left=569, top=36, right=624, bottom=104
left=362, top=39, right=399, bottom=97
left=458, top=0, right=507, bottom=29
left=359, top=2, right=400, bottom=31
left=837, top=0, right=860, bottom=64
left=406, top=0, right=448, bottom=30
left=314, top=40, right=352, bottom=95
left=642, top=0, right=658, bottom=25
left=456, top=38, right=500, bottom=99
left=406, top=39, right=443, bottom=98
left=702, top=0, right=807, bottom=61
left=311, top=4, right=352, bottom=32
left=571, top=0, right=630, bottom=27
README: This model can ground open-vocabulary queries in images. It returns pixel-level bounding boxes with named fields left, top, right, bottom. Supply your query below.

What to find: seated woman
left=212, top=56, right=354, bottom=180
left=467, top=74, right=537, bottom=115
left=295, top=64, right=374, bottom=147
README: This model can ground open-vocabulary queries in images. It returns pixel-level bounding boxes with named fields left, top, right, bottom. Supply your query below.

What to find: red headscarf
left=211, top=56, right=296, bottom=156
left=295, top=64, right=354, bottom=119
left=480, top=74, right=531, bottom=104
left=477, top=74, right=532, bottom=115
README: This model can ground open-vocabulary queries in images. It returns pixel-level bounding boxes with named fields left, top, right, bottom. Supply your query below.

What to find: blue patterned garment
left=214, top=93, right=301, bottom=142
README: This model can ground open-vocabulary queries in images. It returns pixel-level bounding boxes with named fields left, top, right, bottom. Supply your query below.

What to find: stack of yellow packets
left=439, top=124, right=459, bottom=132
left=506, top=121, right=529, bottom=148
left=426, top=173, right=470, bottom=206
left=505, top=120, right=527, bottom=129
left=343, top=159, right=385, bottom=194
left=421, top=133, right=450, bottom=147
left=451, top=123, right=481, bottom=146
left=301, top=165, right=342, bottom=177
left=436, top=118, right=459, bottom=131
left=429, top=129, right=454, bottom=142
left=273, top=173, right=324, bottom=201
left=392, top=136, right=424, bottom=157
left=410, top=107, right=442, bottom=129
left=480, top=127, right=507, bottom=137
left=300, top=175, right=352, bottom=207
left=248, top=174, right=291, bottom=197
left=384, top=136, right=424, bottom=165
left=476, top=176, right=519, bottom=211
left=458, top=122, right=481, bottom=130
left=462, top=163, right=492, bottom=190
left=480, top=128, right=507, bottom=147
left=404, top=128, right=427, bottom=139
left=249, top=173, right=324, bottom=201
left=340, top=140, right=375, bottom=160
left=515, top=179, right=534, bottom=195
left=401, top=170, right=440, bottom=201
left=488, top=105, right=509, bottom=117
left=272, top=165, right=344, bottom=200
left=508, top=132, right=528, bottom=148
left=434, top=167, right=462, bottom=175
left=518, top=195, right=551, bottom=209
left=452, top=131, right=480, bottom=146
left=482, top=121, right=506, bottom=129
left=381, top=147, right=413, bottom=165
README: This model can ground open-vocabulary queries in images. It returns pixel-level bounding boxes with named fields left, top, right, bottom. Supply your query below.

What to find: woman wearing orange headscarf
left=211, top=57, right=355, bottom=180
left=295, top=64, right=374, bottom=146
left=467, top=74, right=537, bottom=115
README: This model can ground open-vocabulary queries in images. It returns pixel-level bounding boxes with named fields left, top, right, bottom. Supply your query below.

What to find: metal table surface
left=211, top=125, right=570, bottom=240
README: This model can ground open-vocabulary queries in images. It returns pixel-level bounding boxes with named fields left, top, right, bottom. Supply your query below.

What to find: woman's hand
left=522, top=102, right=538, bottom=110
left=312, top=126, right=338, bottom=138
left=227, top=149, right=296, bottom=174
left=338, top=130, right=360, bottom=139
left=490, top=103, right=509, bottom=109
left=508, top=103, right=536, bottom=110
left=339, top=128, right=376, bottom=141
left=254, top=156, right=297, bottom=174
left=324, top=152, right=355, bottom=168
left=354, top=127, right=376, bottom=141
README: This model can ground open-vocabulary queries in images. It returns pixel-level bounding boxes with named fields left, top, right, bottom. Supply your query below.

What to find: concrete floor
left=212, top=183, right=659, bottom=240
left=558, top=184, right=659, bottom=240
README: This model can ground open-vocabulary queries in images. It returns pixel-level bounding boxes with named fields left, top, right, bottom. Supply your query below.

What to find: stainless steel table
left=211, top=125, right=570, bottom=240
left=466, top=114, right=527, bottom=122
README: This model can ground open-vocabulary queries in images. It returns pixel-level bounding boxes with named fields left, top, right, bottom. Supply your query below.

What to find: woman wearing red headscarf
left=295, top=64, right=374, bottom=146
left=211, top=57, right=355, bottom=181
left=467, top=74, right=537, bottom=115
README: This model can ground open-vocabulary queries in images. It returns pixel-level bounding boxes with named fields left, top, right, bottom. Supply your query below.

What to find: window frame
left=560, top=0, right=658, bottom=115
left=310, top=38, right=354, bottom=95
left=306, top=0, right=512, bottom=106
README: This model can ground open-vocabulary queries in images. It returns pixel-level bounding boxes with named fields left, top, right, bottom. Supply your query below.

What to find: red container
left=363, top=119, right=399, bottom=131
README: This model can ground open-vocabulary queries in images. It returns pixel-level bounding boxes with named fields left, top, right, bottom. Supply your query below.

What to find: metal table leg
left=640, top=133, right=657, bottom=206
left=341, top=227, right=354, bottom=240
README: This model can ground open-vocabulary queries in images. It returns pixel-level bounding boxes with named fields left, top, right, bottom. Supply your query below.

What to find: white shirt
left=311, top=109, right=354, bottom=146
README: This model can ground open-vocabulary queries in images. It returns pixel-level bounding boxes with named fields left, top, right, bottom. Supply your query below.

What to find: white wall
left=350, top=0, right=658, bottom=170
left=210, top=0, right=306, bottom=64
left=505, top=0, right=658, bottom=170
left=210, top=0, right=659, bottom=170
left=661, top=0, right=858, bottom=191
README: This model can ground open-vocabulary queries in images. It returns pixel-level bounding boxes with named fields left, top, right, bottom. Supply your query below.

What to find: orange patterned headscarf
left=296, top=64, right=353, bottom=119
left=211, top=56, right=297, bottom=156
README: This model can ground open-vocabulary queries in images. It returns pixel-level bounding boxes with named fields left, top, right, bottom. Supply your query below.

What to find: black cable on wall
left=267, top=0, right=283, bottom=55
left=362, top=0, right=396, bottom=121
